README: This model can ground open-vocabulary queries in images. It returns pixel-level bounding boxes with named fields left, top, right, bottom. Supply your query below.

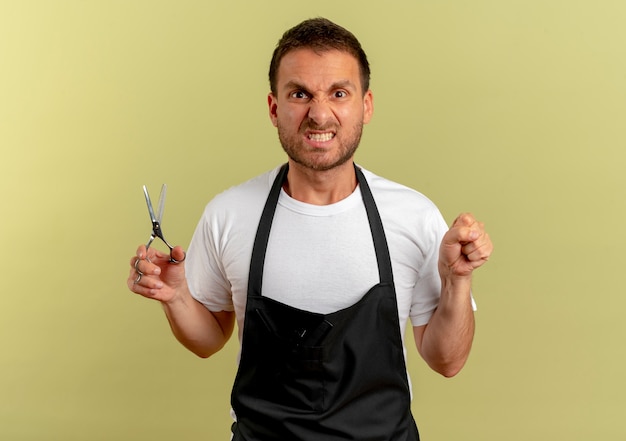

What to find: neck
left=283, top=160, right=357, bottom=205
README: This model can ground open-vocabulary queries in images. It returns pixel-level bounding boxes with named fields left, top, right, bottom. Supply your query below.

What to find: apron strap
left=355, top=166, right=394, bottom=285
left=247, top=163, right=394, bottom=297
left=247, top=163, right=289, bottom=297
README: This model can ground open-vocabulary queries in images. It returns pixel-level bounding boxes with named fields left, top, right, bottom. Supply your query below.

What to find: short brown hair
left=269, top=18, right=371, bottom=95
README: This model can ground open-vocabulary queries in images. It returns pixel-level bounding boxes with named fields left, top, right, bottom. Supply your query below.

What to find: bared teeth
left=308, top=132, right=334, bottom=142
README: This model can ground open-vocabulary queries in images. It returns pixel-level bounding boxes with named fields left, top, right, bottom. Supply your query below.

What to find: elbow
left=194, top=350, right=212, bottom=359
left=190, top=343, right=224, bottom=359
left=429, top=356, right=469, bottom=378
left=184, top=341, right=225, bottom=359
left=438, top=364, right=464, bottom=378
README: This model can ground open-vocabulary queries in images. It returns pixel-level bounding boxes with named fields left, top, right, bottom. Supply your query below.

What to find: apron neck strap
left=354, top=165, right=394, bottom=285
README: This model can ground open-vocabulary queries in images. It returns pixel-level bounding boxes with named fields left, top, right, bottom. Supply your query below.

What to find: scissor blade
left=157, top=184, right=167, bottom=224
left=143, top=185, right=157, bottom=222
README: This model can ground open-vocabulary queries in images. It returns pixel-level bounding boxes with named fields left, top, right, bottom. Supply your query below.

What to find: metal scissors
left=142, top=184, right=184, bottom=263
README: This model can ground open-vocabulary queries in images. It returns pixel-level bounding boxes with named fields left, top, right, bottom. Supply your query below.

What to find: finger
left=128, top=255, right=143, bottom=289
left=129, top=255, right=139, bottom=269
left=130, top=277, right=164, bottom=298
left=128, top=245, right=162, bottom=295
left=462, top=241, right=490, bottom=262
left=443, top=223, right=480, bottom=246
left=459, top=226, right=487, bottom=251
left=462, top=233, right=493, bottom=261
left=134, top=257, right=144, bottom=275
left=452, top=212, right=477, bottom=229
left=128, top=265, right=164, bottom=291
left=134, top=257, right=162, bottom=277
left=135, top=244, right=148, bottom=260
left=462, top=223, right=485, bottom=245
left=127, top=269, right=148, bottom=293
left=127, top=269, right=139, bottom=290
left=170, top=246, right=186, bottom=263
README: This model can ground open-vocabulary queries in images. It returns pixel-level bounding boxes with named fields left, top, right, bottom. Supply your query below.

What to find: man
left=128, top=17, right=493, bottom=440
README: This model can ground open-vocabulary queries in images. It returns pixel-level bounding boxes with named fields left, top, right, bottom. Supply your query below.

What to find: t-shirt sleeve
left=185, top=205, right=235, bottom=312
left=409, top=208, right=478, bottom=327
left=409, top=207, right=448, bottom=327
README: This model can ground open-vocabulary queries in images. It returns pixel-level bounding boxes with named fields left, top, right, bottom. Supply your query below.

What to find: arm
left=128, top=245, right=235, bottom=358
left=413, top=213, right=492, bottom=377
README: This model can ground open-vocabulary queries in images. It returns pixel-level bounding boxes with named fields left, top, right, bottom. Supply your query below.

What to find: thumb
left=449, top=213, right=479, bottom=244
left=170, top=245, right=187, bottom=264
left=452, top=212, right=476, bottom=229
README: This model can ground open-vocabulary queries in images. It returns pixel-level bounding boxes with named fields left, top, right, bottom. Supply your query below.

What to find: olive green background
left=1, top=1, right=624, bottom=440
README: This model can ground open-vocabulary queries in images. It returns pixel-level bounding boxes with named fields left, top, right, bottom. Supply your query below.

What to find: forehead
left=276, top=48, right=362, bottom=92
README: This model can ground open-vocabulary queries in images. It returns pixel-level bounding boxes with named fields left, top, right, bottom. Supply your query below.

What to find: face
left=268, top=49, right=373, bottom=172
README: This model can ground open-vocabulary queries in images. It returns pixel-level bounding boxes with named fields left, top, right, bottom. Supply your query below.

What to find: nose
left=307, top=99, right=333, bottom=126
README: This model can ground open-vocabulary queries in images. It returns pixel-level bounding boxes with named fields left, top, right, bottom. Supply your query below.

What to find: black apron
left=231, top=163, right=420, bottom=441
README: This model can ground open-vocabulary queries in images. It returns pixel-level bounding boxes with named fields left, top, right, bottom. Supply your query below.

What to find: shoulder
left=360, top=167, right=441, bottom=216
left=359, top=166, right=448, bottom=244
left=201, top=165, right=283, bottom=220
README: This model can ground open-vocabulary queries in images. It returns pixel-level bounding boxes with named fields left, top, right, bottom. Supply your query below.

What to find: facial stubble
left=277, top=119, right=364, bottom=172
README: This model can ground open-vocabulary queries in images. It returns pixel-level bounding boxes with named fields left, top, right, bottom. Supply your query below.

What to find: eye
left=290, top=90, right=309, bottom=99
left=334, top=90, right=348, bottom=99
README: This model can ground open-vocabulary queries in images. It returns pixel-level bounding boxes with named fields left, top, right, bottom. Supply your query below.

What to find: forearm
left=416, top=276, right=475, bottom=377
left=162, top=288, right=234, bottom=358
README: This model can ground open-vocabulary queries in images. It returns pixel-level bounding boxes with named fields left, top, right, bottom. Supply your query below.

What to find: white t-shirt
left=186, top=165, right=453, bottom=347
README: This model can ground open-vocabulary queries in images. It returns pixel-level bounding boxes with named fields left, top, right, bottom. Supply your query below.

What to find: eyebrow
left=282, top=80, right=357, bottom=94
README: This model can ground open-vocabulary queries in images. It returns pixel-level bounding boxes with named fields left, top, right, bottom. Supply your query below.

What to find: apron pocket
left=253, top=308, right=328, bottom=412
left=278, top=344, right=325, bottom=412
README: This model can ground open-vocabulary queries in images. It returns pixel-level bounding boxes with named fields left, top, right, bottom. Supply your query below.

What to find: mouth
left=307, top=131, right=335, bottom=143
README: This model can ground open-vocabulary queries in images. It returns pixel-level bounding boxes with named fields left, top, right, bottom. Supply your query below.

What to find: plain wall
left=1, top=1, right=625, bottom=439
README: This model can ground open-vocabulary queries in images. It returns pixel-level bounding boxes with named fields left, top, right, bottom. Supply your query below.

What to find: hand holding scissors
left=130, top=184, right=186, bottom=292
left=142, top=184, right=185, bottom=264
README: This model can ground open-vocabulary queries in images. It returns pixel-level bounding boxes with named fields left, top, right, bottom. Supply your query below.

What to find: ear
left=268, top=93, right=278, bottom=127
left=362, top=89, right=374, bottom=124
